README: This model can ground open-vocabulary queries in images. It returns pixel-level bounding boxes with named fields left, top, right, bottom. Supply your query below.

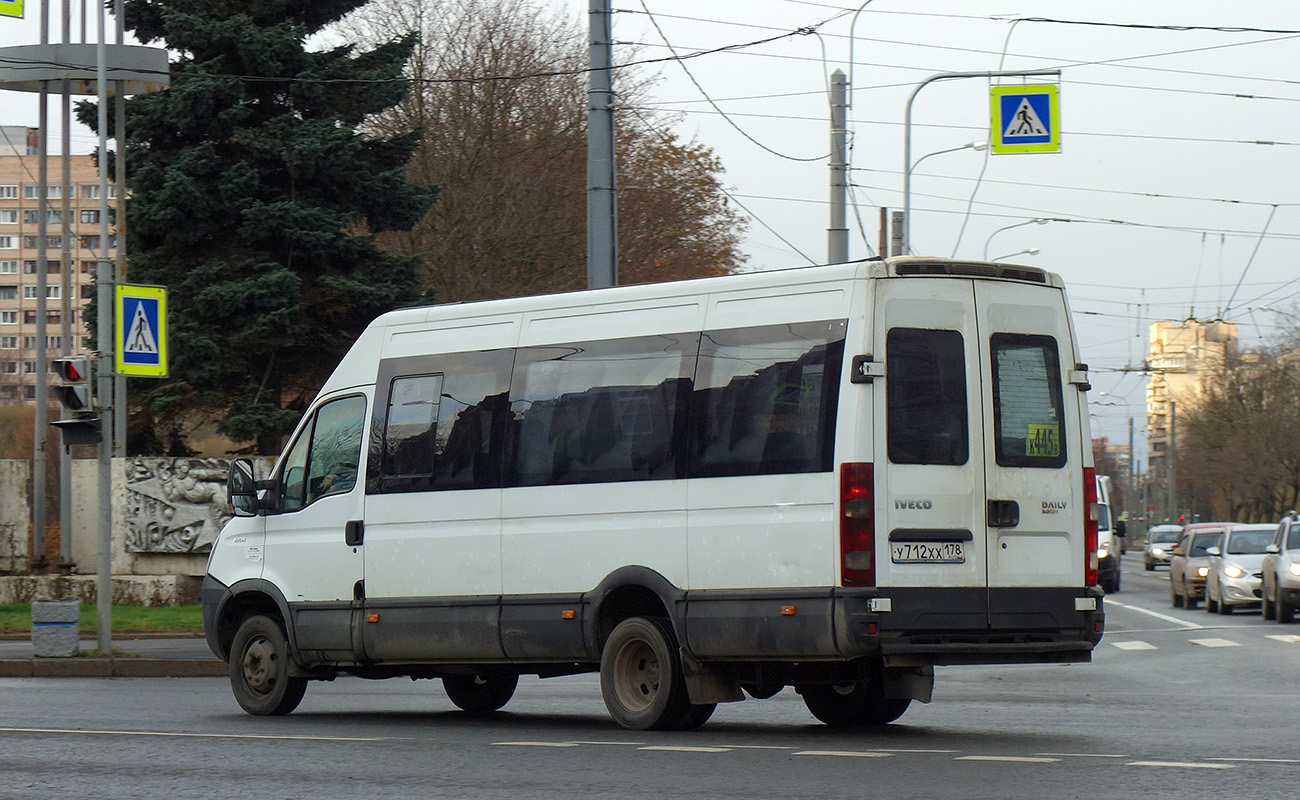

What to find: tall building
left=0, top=126, right=115, bottom=403
left=1144, top=318, right=1236, bottom=497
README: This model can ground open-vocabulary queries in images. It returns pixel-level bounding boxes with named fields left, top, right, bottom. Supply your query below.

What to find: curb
left=0, top=658, right=226, bottom=678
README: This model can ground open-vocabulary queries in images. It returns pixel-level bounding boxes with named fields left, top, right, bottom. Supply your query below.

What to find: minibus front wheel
left=229, top=614, right=308, bottom=716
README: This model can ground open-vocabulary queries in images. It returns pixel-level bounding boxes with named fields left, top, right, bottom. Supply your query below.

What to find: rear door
left=874, top=277, right=987, bottom=602
left=976, top=280, right=1081, bottom=595
left=873, top=276, right=1081, bottom=617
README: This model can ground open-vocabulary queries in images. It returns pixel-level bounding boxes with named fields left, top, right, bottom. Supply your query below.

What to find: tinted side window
left=510, top=334, right=696, bottom=486
left=690, top=320, right=845, bottom=477
left=886, top=328, right=967, bottom=466
left=1288, top=522, right=1300, bottom=551
left=991, top=333, right=1066, bottom=468
left=371, top=350, right=514, bottom=493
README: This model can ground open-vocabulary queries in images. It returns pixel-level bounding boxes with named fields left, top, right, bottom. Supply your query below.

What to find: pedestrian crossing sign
left=0, top=0, right=24, bottom=20
left=991, top=84, right=1060, bottom=154
left=115, top=284, right=167, bottom=377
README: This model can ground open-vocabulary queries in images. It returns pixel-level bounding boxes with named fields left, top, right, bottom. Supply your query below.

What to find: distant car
left=1145, top=524, right=1183, bottom=570
left=1262, top=513, right=1300, bottom=623
left=1170, top=523, right=1228, bottom=609
left=1205, top=523, right=1275, bottom=614
left=1095, top=476, right=1121, bottom=593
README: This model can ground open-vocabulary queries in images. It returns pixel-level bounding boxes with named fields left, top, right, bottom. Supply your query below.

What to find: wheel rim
left=611, top=637, right=660, bottom=714
left=240, top=634, right=279, bottom=698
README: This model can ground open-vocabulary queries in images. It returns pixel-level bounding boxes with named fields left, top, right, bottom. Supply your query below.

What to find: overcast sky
left=2, top=0, right=1298, bottom=463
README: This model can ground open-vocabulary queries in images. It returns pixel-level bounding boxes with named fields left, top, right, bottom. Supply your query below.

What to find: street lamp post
left=901, top=68, right=1061, bottom=255
left=983, top=218, right=1051, bottom=260
left=991, top=247, right=1039, bottom=262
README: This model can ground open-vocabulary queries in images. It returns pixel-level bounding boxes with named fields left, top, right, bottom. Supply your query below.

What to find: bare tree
left=340, top=0, right=746, bottom=303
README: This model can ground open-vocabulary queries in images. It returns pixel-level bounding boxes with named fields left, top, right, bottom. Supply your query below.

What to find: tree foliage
left=1177, top=349, right=1300, bottom=522
left=341, top=0, right=747, bottom=303
left=82, top=0, right=436, bottom=453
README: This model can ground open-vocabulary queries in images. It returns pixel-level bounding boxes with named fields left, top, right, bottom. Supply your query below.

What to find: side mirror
left=228, top=458, right=258, bottom=517
left=1206, top=546, right=1221, bottom=557
left=1267, top=543, right=1281, bottom=554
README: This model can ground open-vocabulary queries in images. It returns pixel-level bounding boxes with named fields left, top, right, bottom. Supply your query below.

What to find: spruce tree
left=84, top=0, right=435, bottom=454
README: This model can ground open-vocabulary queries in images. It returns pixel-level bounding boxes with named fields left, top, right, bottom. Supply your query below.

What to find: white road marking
left=1209, top=757, right=1300, bottom=764
left=1128, top=761, right=1235, bottom=770
left=795, top=750, right=893, bottom=758
left=1189, top=637, right=1240, bottom=648
left=1111, top=641, right=1158, bottom=650
left=870, top=748, right=958, bottom=753
left=494, top=741, right=580, bottom=748
left=1266, top=634, right=1300, bottom=644
left=956, top=755, right=1060, bottom=763
left=639, top=745, right=731, bottom=753
left=1105, top=600, right=1205, bottom=629
left=567, top=740, right=645, bottom=746
left=1035, top=753, right=1130, bottom=759
left=723, top=745, right=797, bottom=750
left=0, top=727, right=385, bottom=742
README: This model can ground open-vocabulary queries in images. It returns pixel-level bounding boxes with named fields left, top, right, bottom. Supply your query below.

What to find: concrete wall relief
left=126, top=457, right=232, bottom=553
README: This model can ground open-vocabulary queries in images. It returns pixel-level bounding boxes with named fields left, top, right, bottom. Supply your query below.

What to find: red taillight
left=841, top=462, right=875, bottom=587
left=1083, top=467, right=1099, bottom=587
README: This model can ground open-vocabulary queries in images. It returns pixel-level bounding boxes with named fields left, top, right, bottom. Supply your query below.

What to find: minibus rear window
left=990, top=333, right=1066, bottom=468
left=886, top=328, right=968, bottom=466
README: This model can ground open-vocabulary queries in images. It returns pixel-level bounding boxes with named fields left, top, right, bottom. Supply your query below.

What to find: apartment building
left=0, top=125, right=116, bottom=403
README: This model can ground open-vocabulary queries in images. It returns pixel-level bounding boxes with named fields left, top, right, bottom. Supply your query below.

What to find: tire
left=443, top=673, right=519, bottom=712
left=1279, top=593, right=1296, bottom=624
left=1184, top=581, right=1198, bottom=610
left=1171, top=581, right=1184, bottom=608
left=228, top=614, right=308, bottom=716
left=1262, top=589, right=1276, bottom=621
left=1218, top=599, right=1233, bottom=616
left=1145, top=560, right=1155, bottom=572
left=798, top=679, right=911, bottom=727
left=600, top=617, right=711, bottom=731
left=1113, top=569, right=1121, bottom=593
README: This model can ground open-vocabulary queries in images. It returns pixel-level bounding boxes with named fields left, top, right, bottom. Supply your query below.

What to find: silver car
left=1205, top=523, right=1275, bottom=614
left=1144, top=524, right=1183, bottom=570
left=1262, top=513, right=1300, bottom=623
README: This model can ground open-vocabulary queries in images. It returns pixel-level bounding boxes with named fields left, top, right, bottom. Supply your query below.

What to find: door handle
left=345, top=519, right=364, bottom=546
left=987, top=500, right=1020, bottom=528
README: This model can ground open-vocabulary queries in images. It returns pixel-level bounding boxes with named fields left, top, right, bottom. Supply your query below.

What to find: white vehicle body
left=204, top=257, right=1104, bottom=729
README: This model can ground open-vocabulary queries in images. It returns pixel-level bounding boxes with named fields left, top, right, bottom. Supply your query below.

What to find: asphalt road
left=2, top=552, right=1297, bottom=799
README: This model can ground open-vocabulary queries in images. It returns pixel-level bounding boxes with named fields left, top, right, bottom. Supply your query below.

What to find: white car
left=1205, top=523, right=1275, bottom=614
left=1262, top=514, right=1300, bottom=623
left=1144, top=524, right=1183, bottom=570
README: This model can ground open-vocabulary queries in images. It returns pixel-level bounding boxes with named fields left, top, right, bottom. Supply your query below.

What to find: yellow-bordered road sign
left=991, top=84, right=1060, bottom=154
left=0, top=0, right=23, bottom=19
left=115, top=284, right=167, bottom=377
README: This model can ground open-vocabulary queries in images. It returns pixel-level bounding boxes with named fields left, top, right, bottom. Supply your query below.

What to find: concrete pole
left=34, top=107, right=49, bottom=569
left=60, top=0, right=73, bottom=568
left=114, top=0, right=127, bottom=458
left=95, top=0, right=114, bottom=655
left=828, top=70, right=848, bottom=264
left=1166, top=401, right=1177, bottom=522
left=586, top=0, right=617, bottom=288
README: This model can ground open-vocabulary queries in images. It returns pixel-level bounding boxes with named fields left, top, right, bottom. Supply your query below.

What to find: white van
left=204, top=257, right=1104, bottom=730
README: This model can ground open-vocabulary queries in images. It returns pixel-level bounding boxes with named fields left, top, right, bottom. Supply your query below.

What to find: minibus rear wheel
left=442, top=673, right=519, bottom=712
left=600, top=616, right=713, bottom=730
left=229, top=614, right=308, bottom=716
left=798, top=679, right=910, bottom=727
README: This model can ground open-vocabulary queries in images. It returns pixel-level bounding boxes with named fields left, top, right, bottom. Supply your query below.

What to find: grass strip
left=0, top=603, right=204, bottom=636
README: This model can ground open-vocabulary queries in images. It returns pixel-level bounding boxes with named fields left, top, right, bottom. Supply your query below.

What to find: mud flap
left=680, top=649, right=744, bottom=704
left=883, top=664, right=934, bottom=703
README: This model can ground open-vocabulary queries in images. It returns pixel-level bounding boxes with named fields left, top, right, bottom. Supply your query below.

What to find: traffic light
left=51, top=356, right=93, bottom=412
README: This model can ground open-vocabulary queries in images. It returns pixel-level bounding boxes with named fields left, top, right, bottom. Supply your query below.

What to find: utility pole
left=95, top=0, right=115, bottom=655
left=1166, top=400, right=1177, bottom=523
left=827, top=70, right=848, bottom=264
left=586, top=0, right=617, bottom=289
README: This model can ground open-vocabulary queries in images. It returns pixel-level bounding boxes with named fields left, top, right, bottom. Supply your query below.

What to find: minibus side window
left=510, top=334, right=696, bottom=486
left=990, top=333, right=1066, bottom=468
left=690, top=320, right=845, bottom=477
left=279, top=395, right=366, bottom=511
left=886, top=328, right=968, bottom=466
left=384, top=374, right=443, bottom=478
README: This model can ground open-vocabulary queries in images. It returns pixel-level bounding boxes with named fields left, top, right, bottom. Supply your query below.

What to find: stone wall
left=0, top=460, right=29, bottom=574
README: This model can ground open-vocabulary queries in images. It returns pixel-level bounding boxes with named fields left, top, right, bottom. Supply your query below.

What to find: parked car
left=1262, top=512, right=1300, bottom=623
left=1170, top=523, right=1228, bottom=609
left=1096, top=476, right=1121, bottom=593
left=1145, top=524, right=1183, bottom=570
left=1205, top=523, right=1275, bottom=614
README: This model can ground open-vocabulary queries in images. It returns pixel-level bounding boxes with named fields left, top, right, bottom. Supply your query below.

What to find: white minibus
left=204, top=256, right=1104, bottom=730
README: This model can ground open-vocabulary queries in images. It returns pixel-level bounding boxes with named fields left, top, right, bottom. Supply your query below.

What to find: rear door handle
left=987, top=500, right=1020, bottom=528
left=345, top=519, right=364, bottom=546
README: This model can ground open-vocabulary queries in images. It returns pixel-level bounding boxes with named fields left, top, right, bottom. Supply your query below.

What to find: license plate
left=891, top=541, right=965, bottom=564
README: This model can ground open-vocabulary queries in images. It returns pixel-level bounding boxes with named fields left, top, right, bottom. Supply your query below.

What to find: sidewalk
left=0, top=635, right=226, bottom=678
